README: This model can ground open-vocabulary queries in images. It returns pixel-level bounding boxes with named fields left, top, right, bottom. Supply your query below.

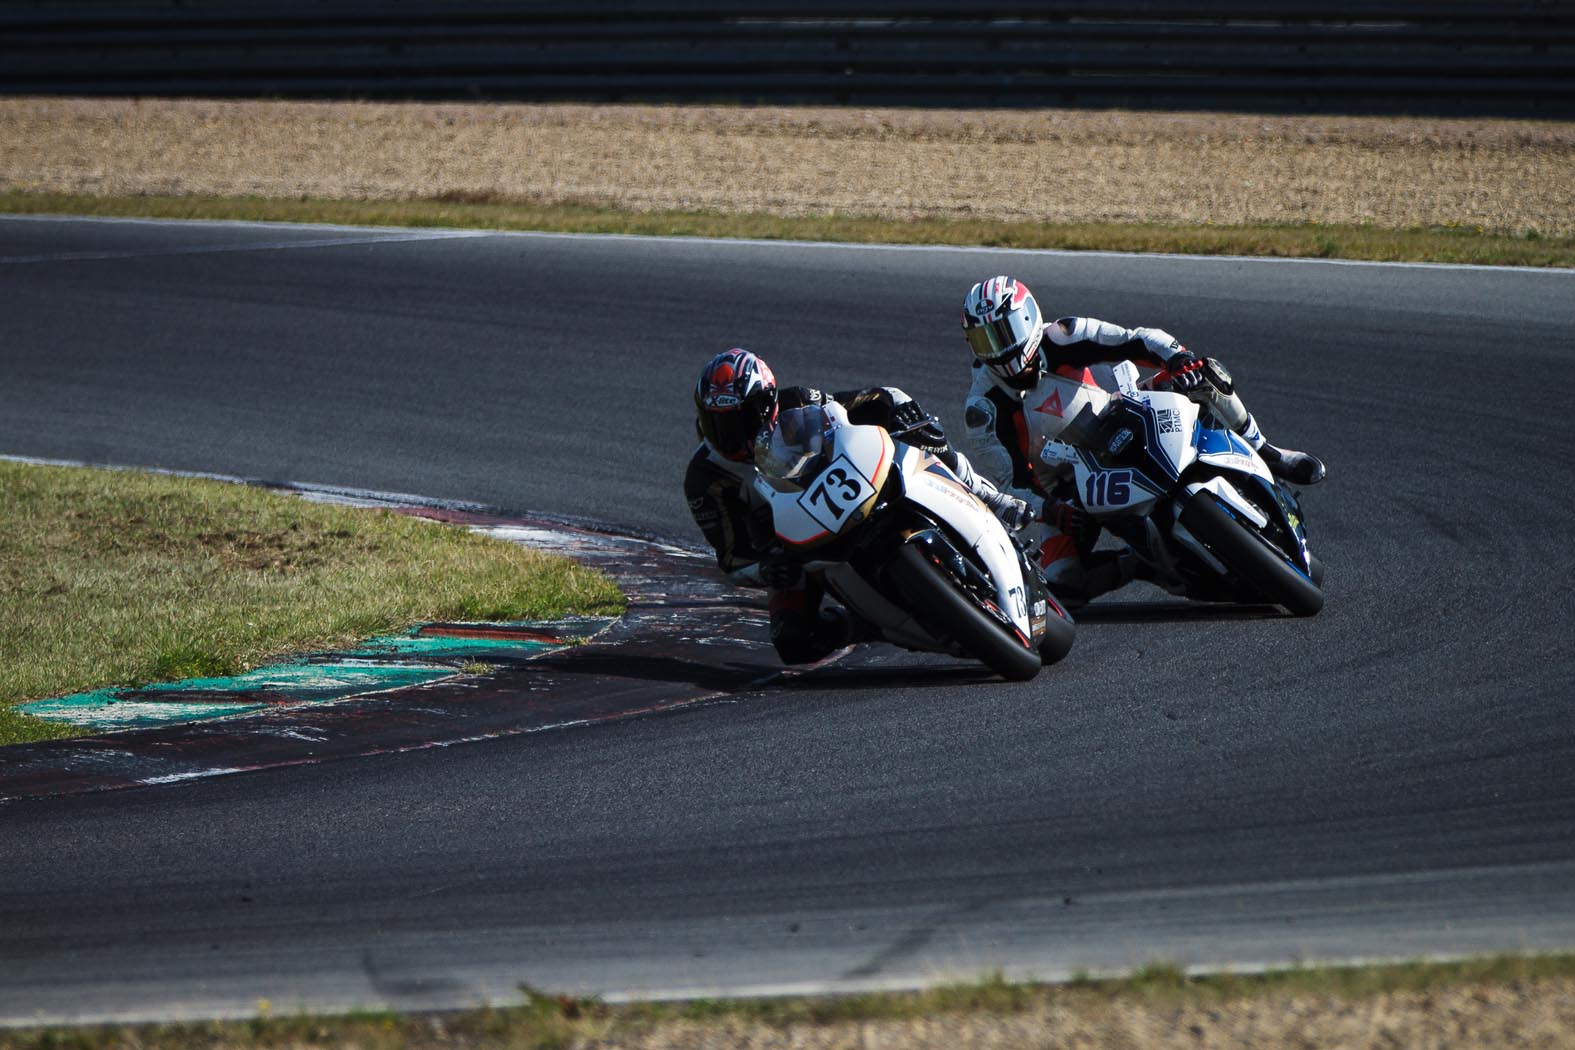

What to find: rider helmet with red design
left=694, top=347, right=779, bottom=462
left=962, top=275, right=1045, bottom=391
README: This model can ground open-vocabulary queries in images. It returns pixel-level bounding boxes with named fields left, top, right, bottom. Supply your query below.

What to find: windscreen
left=756, top=405, right=828, bottom=484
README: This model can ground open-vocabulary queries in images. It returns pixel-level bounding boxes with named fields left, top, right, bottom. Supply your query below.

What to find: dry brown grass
left=8, top=974, right=1575, bottom=1050
left=598, top=979, right=1575, bottom=1049
left=4, top=97, right=1572, bottom=236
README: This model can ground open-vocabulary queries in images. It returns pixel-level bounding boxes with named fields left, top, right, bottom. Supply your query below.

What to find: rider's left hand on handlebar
left=1165, top=350, right=1207, bottom=394
left=889, top=398, right=941, bottom=438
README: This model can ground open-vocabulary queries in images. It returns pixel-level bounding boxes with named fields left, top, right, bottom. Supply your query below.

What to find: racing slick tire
left=1180, top=491, right=1324, bottom=617
left=1037, top=603, right=1076, bottom=666
left=889, top=543, right=1043, bottom=682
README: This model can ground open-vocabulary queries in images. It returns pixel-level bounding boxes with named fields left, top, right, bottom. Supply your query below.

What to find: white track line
left=484, top=227, right=1575, bottom=276
left=0, top=226, right=488, bottom=265
left=4, top=211, right=1571, bottom=275
left=0, top=453, right=489, bottom=512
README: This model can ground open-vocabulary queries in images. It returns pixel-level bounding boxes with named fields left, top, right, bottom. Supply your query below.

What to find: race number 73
left=799, top=455, right=874, bottom=531
left=1084, top=469, right=1133, bottom=507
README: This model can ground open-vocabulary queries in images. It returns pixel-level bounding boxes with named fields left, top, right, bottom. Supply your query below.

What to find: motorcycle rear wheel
left=889, top=544, right=1044, bottom=682
left=1180, top=492, right=1324, bottom=617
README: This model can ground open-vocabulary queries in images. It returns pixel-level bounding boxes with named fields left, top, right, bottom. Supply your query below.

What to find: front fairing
left=1061, top=391, right=1199, bottom=520
left=754, top=421, right=895, bottom=553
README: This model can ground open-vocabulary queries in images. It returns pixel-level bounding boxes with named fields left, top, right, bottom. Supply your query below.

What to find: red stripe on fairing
left=871, top=430, right=894, bottom=490
left=784, top=528, right=830, bottom=547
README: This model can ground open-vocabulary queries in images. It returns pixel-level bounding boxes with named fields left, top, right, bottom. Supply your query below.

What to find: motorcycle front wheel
left=888, top=543, right=1044, bottom=682
left=1038, top=605, right=1077, bottom=666
left=1180, top=491, right=1324, bottom=617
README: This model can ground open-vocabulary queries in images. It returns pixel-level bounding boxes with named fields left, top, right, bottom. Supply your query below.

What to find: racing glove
left=888, top=398, right=948, bottom=452
left=981, top=489, right=1034, bottom=532
left=1043, top=496, right=1091, bottom=536
left=1165, top=350, right=1207, bottom=394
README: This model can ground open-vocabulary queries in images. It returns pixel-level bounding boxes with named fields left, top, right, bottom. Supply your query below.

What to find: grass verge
left=0, top=460, right=624, bottom=746
left=5, top=191, right=1573, bottom=267
left=4, top=954, right=1574, bottom=1049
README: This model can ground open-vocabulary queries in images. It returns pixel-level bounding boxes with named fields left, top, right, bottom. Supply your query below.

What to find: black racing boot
left=1050, top=549, right=1145, bottom=610
left=815, top=606, right=882, bottom=651
left=1258, top=443, right=1327, bottom=486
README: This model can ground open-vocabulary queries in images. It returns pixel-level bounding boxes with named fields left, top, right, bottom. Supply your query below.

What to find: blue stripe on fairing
left=1241, top=473, right=1314, bottom=580
left=1194, top=424, right=1236, bottom=456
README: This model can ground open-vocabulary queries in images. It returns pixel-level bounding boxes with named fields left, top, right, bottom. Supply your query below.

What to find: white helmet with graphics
left=962, top=275, right=1045, bottom=391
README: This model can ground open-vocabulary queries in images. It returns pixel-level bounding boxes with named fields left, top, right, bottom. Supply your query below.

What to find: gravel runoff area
left=3, top=97, right=1573, bottom=237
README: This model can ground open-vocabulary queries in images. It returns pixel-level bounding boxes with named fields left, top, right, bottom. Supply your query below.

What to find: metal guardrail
left=2, top=1, right=1572, bottom=116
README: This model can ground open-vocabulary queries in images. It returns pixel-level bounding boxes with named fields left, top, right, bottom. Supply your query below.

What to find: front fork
left=1009, top=532, right=1072, bottom=631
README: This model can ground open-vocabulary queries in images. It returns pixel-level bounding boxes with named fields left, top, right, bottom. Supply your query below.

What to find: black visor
left=700, top=405, right=763, bottom=460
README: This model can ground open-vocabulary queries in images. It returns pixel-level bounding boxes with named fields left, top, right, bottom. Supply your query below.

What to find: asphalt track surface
left=2, top=215, right=1574, bottom=1023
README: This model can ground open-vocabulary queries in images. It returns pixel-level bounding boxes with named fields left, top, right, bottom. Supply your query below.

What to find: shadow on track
left=538, top=650, right=779, bottom=691
left=775, top=662, right=1000, bottom=692
left=1074, top=600, right=1287, bottom=624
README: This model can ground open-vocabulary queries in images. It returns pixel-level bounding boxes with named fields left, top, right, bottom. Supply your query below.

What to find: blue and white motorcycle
left=1040, top=360, right=1323, bottom=617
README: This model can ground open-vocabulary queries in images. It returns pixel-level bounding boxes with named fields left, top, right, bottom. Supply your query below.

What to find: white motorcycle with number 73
left=752, top=401, right=1076, bottom=682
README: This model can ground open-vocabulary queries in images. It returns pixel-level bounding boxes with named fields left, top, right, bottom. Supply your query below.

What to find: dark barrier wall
left=3, top=1, right=1573, bottom=117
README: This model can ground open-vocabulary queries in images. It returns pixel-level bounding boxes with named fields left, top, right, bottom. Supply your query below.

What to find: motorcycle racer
left=686, top=346, right=1030, bottom=663
left=957, top=274, right=1326, bottom=605
left=685, top=348, right=782, bottom=588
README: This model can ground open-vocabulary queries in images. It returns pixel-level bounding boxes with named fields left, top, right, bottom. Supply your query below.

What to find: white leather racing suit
left=958, top=316, right=1272, bottom=600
